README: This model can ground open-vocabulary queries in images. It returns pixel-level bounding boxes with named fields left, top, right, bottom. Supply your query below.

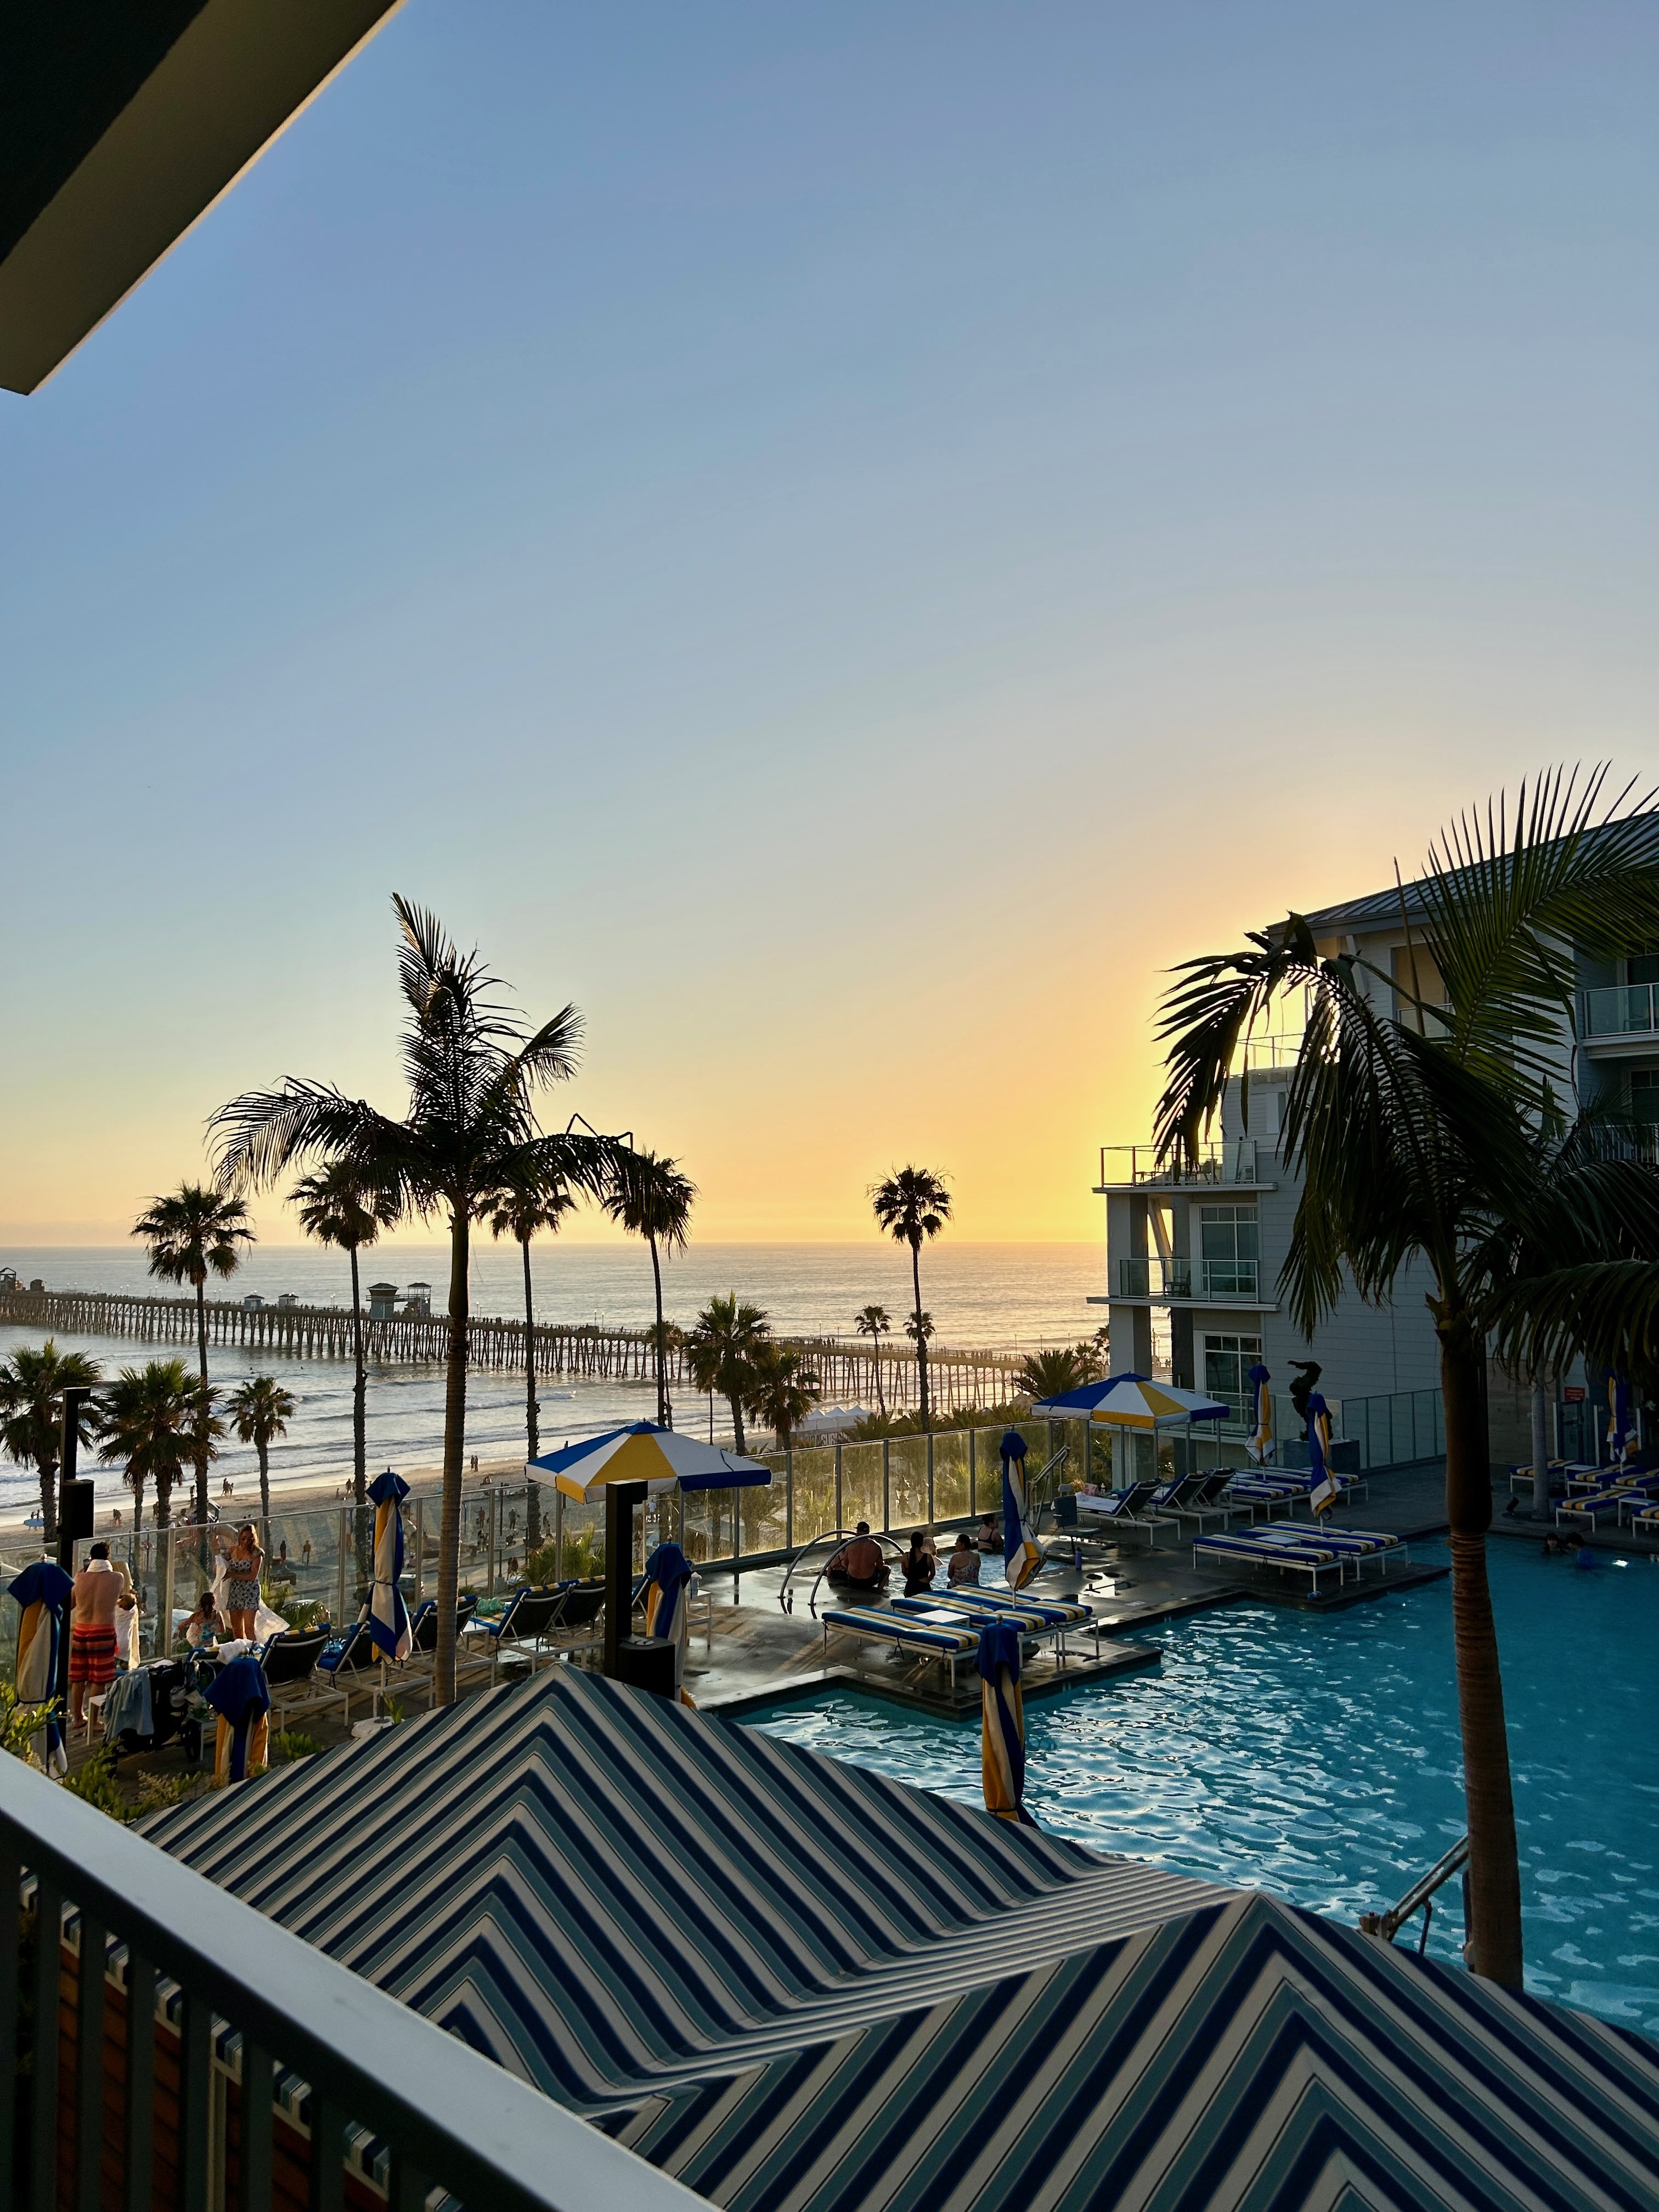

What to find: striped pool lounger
left=821, top=1606, right=980, bottom=1690
left=1192, top=1534, right=1346, bottom=1594
left=888, top=1594, right=1098, bottom=1668
left=1555, top=1488, right=1641, bottom=1528
left=1251, top=1523, right=1399, bottom=1554
left=919, top=1584, right=1105, bottom=1660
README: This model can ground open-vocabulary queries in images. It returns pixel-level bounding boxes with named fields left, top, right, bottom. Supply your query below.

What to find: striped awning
left=143, top=1672, right=1659, bottom=2209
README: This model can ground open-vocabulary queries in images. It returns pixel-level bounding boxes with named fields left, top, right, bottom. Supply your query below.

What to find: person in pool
left=826, top=1523, right=888, bottom=1595
left=900, top=1530, right=938, bottom=1596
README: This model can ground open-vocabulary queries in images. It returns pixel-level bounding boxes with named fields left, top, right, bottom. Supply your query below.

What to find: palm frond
left=212, top=1083, right=432, bottom=1200
left=1488, top=1260, right=1659, bottom=1380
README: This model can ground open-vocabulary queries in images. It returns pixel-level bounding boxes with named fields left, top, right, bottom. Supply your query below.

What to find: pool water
left=748, top=1540, right=1659, bottom=2034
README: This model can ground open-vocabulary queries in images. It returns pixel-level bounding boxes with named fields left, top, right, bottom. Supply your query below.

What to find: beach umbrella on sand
left=642, top=1540, right=696, bottom=1703
left=8, top=1560, right=74, bottom=1774
left=979, top=1619, right=1035, bottom=1826
left=528, top=1423, right=772, bottom=1500
left=366, top=1468, right=413, bottom=1662
left=1306, top=1391, right=1338, bottom=1514
left=1000, top=1432, right=1042, bottom=1593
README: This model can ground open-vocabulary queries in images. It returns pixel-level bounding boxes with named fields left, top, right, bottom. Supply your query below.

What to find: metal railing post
left=30, top=1877, right=61, bottom=2212
left=968, top=1426, right=976, bottom=1516
left=76, top=1908, right=106, bottom=2212
left=834, top=1444, right=843, bottom=1533
left=337, top=1510, right=348, bottom=1627
left=927, top=1433, right=934, bottom=1524
left=785, top=1448, right=793, bottom=1551
left=161, top=1527, right=176, bottom=1660
left=413, top=1499, right=425, bottom=1604
left=882, top=1440, right=891, bottom=1533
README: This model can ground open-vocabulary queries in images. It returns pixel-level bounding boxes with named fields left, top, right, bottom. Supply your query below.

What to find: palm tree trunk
left=728, top=1391, right=746, bottom=1455
left=129, top=1468, right=145, bottom=1537
left=156, top=1473, right=172, bottom=1531
left=650, top=1234, right=669, bottom=1427
left=874, top=1336, right=886, bottom=1417
left=349, top=1244, right=368, bottom=1505
left=911, top=1244, right=929, bottom=1431
left=194, top=1279, right=211, bottom=1526
left=521, top=1235, right=539, bottom=1459
left=257, top=1440, right=270, bottom=1521
left=435, top=1199, right=471, bottom=1706
left=1530, top=1378, right=1551, bottom=1520
left=1440, top=1311, right=1523, bottom=1988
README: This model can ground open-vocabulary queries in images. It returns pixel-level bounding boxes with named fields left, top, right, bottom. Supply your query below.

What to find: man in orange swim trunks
left=69, top=1542, right=129, bottom=1730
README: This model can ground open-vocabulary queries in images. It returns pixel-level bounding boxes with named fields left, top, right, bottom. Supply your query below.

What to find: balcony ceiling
left=0, top=0, right=404, bottom=394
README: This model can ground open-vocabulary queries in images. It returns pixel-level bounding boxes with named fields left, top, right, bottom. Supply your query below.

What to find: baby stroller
left=104, top=1651, right=219, bottom=1766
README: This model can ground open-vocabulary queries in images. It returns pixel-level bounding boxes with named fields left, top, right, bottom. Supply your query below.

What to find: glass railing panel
left=887, top=1435, right=929, bottom=1531
left=789, top=1446, right=838, bottom=1548
left=739, top=1461, right=788, bottom=1556
left=839, top=1440, right=884, bottom=1533
left=1200, top=1260, right=1259, bottom=1298
left=932, top=1431, right=970, bottom=1521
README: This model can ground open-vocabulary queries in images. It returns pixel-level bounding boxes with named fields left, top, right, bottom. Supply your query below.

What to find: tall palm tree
left=685, top=1294, right=770, bottom=1453
left=227, top=1375, right=296, bottom=1520
left=98, top=1359, right=215, bottom=1536
left=853, top=1304, right=891, bottom=1415
left=132, top=1183, right=255, bottom=1526
left=871, top=1167, right=952, bottom=1431
left=211, top=896, right=627, bottom=1706
left=1154, top=769, right=1659, bottom=1988
left=292, top=1161, right=400, bottom=1509
left=0, top=1340, right=101, bottom=1542
left=743, top=1341, right=821, bottom=1452
left=487, top=1172, right=577, bottom=1461
left=604, top=1149, right=696, bottom=1426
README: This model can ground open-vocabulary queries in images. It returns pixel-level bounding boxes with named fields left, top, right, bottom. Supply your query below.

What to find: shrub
left=134, top=1770, right=206, bottom=1816
left=272, top=1728, right=321, bottom=1764
left=64, top=1748, right=127, bottom=1820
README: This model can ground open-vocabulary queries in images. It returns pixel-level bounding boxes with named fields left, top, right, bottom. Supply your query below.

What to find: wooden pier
left=0, top=1287, right=1025, bottom=1417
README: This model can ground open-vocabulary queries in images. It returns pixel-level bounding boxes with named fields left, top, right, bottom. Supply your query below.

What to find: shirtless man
left=69, top=1543, right=134, bottom=1730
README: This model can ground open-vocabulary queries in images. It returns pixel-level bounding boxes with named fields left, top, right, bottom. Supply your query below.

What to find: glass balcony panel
left=790, top=1445, right=838, bottom=1546
left=839, top=1440, right=884, bottom=1533
left=932, top=1431, right=970, bottom=1521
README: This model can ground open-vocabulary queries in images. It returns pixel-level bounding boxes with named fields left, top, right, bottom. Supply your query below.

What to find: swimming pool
left=747, top=1539, right=1659, bottom=2033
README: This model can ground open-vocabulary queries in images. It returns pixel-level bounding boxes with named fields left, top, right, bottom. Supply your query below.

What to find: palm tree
left=871, top=1167, right=952, bottom=1431
left=1015, top=1341, right=1104, bottom=1402
left=604, top=1149, right=696, bottom=1426
left=853, top=1304, right=891, bottom=1415
left=0, top=1340, right=101, bottom=1542
left=98, top=1359, right=215, bottom=1536
left=1153, top=769, right=1659, bottom=1988
left=685, top=1293, right=770, bottom=1453
left=487, top=1170, right=577, bottom=1463
left=292, top=1160, right=400, bottom=1509
left=132, top=1183, right=255, bottom=1526
left=211, top=896, right=627, bottom=1706
left=743, top=1342, right=821, bottom=1452
left=227, top=1376, right=296, bottom=1519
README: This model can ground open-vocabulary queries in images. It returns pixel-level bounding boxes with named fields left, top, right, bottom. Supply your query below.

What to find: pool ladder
left=1360, top=1835, right=1470, bottom=1954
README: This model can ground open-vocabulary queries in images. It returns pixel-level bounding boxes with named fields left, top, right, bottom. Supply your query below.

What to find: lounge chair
left=1556, top=1478, right=1659, bottom=1530
left=1074, top=1481, right=1163, bottom=1542
left=1509, top=1459, right=1567, bottom=1497
left=1239, top=1522, right=1402, bottom=1575
left=392, top=1594, right=480, bottom=1704
left=257, top=1626, right=333, bottom=1728
left=312, top=1617, right=380, bottom=1724
left=464, top=1584, right=568, bottom=1683
left=820, top=1604, right=980, bottom=1692
left=549, top=1579, right=606, bottom=1654
left=1191, top=1531, right=1348, bottom=1596
left=891, top=1585, right=1104, bottom=1664
left=1163, top=1470, right=1242, bottom=1529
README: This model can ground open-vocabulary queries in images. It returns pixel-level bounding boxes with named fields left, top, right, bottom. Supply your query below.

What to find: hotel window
left=1631, top=1069, right=1659, bottom=1129
left=1199, top=1204, right=1259, bottom=1297
left=1203, top=1333, right=1262, bottom=1418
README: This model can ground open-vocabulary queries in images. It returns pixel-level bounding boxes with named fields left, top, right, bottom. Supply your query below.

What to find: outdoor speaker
left=60, top=1477, right=95, bottom=1541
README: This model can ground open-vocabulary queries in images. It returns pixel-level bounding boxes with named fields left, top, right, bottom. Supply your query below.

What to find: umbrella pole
left=603, top=1482, right=646, bottom=1679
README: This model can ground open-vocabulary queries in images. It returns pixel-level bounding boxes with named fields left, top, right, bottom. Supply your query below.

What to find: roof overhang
left=1, top=0, right=406, bottom=395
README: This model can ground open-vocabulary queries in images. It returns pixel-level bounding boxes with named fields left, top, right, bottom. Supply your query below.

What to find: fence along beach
left=0, top=1284, right=1024, bottom=1418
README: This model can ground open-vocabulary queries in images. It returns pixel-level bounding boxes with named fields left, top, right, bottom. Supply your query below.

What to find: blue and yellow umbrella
left=979, top=1619, right=1035, bottom=1826
left=367, top=1467, right=413, bottom=1662
left=1000, top=1431, right=1042, bottom=1592
left=1246, top=1361, right=1274, bottom=1465
left=528, top=1422, right=771, bottom=1500
left=8, top=1560, right=72, bottom=1774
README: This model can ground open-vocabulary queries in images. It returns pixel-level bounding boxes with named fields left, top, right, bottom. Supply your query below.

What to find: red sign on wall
left=1564, top=1386, right=1587, bottom=1403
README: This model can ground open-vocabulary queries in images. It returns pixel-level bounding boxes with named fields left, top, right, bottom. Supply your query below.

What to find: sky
left=1, top=1, right=1654, bottom=1246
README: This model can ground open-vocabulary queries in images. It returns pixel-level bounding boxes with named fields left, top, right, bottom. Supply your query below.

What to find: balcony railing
left=1098, top=1139, right=1261, bottom=1188
left=0, top=1755, right=701, bottom=2212
left=1579, top=983, right=1659, bottom=1039
left=1116, top=1257, right=1261, bottom=1300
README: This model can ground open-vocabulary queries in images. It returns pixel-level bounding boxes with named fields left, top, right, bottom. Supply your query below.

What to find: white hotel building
left=1094, top=861, right=1659, bottom=1468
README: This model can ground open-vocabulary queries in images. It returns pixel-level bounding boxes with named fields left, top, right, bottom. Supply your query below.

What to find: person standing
left=69, top=1542, right=132, bottom=1731
left=215, top=1521, right=264, bottom=1640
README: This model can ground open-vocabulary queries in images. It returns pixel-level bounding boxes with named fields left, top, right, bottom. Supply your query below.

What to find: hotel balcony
left=1115, top=1256, right=1265, bottom=1303
left=1096, top=1139, right=1272, bottom=1192
left=1579, top=983, right=1659, bottom=1056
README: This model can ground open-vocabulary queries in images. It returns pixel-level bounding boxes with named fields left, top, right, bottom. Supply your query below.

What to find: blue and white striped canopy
left=141, top=1671, right=1659, bottom=2210
left=1031, top=1373, right=1229, bottom=1427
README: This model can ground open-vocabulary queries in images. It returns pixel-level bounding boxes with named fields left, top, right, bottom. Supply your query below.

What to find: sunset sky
left=2, top=2, right=1654, bottom=1247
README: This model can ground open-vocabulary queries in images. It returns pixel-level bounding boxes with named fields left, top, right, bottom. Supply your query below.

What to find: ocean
left=0, top=1242, right=1101, bottom=1514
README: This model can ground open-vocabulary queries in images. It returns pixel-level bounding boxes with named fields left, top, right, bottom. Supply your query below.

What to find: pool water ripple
left=748, top=1540, right=1659, bottom=2033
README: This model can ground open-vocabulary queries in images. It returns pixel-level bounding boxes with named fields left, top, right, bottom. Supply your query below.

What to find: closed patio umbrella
left=979, top=1618, right=1035, bottom=1826
left=1606, top=1370, right=1637, bottom=1469
left=367, top=1467, right=413, bottom=1662
left=1306, top=1391, right=1337, bottom=1514
left=1000, top=1431, right=1042, bottom=1593
left=1246, top=1362, right=1274, bottom=1465
left=8, top=1560, right=73, bottom=1774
